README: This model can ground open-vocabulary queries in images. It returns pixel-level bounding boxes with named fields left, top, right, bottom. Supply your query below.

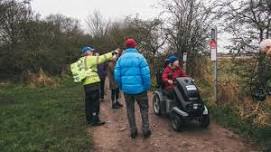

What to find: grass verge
left=209, top=105, right=271, bottom=151
left=198, top=79, right=271, bottom=151
left=0, top=78, right=92, bottom=152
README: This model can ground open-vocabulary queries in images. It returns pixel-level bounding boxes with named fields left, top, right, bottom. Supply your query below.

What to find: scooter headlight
left=203, top=106, right=209, bottom=115
left=193, top=104, right=199, bottom=110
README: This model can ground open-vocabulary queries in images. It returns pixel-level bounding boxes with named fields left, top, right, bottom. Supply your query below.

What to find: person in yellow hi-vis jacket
left=75, top=46, right=120, bottom=126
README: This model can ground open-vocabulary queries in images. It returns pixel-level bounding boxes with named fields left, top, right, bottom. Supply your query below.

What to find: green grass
left=0, top=78, right=92, bottom=152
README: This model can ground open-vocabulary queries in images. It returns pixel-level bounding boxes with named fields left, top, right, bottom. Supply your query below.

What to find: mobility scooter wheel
left=153, top=94, right=162, bottom=115
left=170, top=112, right=184, bottom=132
left=200, top=114, right=210, bottom=128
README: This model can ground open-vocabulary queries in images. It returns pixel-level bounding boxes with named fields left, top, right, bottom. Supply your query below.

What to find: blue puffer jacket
left=114, top=48, right=151, bottom=95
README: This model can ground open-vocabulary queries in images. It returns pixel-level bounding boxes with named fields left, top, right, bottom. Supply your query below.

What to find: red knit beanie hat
left=125, top=38, right=137, bottom=48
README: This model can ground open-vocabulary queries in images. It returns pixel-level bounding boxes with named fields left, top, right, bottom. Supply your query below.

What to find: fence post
left=210, top=28, right=218, bottom=102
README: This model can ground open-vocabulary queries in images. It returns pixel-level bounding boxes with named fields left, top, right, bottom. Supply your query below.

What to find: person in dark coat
left=97, top=52, right=107, bottom=102
left=108, top=59, right=123, bottom=109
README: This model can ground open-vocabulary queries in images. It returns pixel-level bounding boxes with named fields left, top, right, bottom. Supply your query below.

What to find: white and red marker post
left=209, top=28, right=218, bottom=102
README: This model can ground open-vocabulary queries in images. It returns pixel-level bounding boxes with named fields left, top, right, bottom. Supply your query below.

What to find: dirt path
left=88, top=80, right=259, bottom=152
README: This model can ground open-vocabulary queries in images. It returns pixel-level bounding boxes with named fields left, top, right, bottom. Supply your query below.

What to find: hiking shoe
left=91, top=120, right=106, bottom=127
left=112, top=104, right=120, bottom=109
left=87, top=121, right=94, bottom=125
left=116, top=101, right=123, bottom=107
left=130, top=130, right=138, bottom=139
left=143, top=130, right=152, bottom=138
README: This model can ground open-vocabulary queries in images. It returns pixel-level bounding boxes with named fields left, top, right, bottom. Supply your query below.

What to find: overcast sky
left=31, top=0, right=160, bottom=29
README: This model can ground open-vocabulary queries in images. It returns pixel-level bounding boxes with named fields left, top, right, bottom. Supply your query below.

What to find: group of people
left=74, top=38, right=271, bottom=139
left=76, top=38, right=187, bottom=139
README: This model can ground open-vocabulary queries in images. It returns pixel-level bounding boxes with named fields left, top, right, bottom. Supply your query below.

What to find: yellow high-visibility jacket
left=83, top=52, right=113, bottom=85
left=70, top=52, right=113, bottom=85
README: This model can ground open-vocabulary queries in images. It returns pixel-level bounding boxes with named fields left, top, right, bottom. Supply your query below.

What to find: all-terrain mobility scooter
left=153, top=65, right=210, bottom=131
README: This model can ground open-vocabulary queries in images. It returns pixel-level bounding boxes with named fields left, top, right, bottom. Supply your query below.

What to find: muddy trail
left=88, top=80, right=259, bottom=152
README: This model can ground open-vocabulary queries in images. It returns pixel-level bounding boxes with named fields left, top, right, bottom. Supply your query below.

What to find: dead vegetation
left=23, top=69, right=58, bottom=88
left=199, top=57, right=271, bottom=128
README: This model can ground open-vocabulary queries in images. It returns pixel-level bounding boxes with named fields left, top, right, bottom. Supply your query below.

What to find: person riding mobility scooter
left=153, top=55, right=210, bottom=131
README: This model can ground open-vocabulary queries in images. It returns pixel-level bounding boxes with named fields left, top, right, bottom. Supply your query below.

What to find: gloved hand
left=168, top=80, right=174, bottom=85
left=112, top=48, right=121, bottom=60
left=113, top=48, right=121, bottom=55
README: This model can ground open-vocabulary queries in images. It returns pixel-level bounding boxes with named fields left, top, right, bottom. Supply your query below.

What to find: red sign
left=209, top=40, right=217, bottom=49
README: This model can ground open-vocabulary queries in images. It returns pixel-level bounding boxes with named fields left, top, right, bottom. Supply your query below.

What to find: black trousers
left=84, top=83, right=100, bottom=122
left=111, top=88, right=120, bottom=104
left=164, top=88, right=175, bottom=99
left=100, top=78, right=105, bottom=99
left=124, top=92, right=150, bottom=133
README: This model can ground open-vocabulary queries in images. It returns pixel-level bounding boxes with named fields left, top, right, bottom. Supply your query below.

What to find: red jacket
left=162, top=66, right=187, bottom=90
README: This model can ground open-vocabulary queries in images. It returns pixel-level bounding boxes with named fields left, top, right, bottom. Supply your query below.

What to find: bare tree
left=85, top=10, right=110, bottom=38
left=0, top=0, right=32, bottom=47
left=129, top=18, right=167, bottom=56
left=160, top=0, right=215, bottom=75
left=46, top=14, right=81, bottom=36
left=161, top=0, right=215, bottom=55
left=217, top=0, right=271, bottom=53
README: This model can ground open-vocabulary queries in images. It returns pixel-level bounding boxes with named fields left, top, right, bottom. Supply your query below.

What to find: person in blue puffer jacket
left=114, top=38, right=151, bottom=139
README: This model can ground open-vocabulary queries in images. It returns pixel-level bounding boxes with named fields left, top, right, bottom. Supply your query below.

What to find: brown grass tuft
left=23, top=69, right=58, bottom=88
left=201, top=57, right=271, bottom=127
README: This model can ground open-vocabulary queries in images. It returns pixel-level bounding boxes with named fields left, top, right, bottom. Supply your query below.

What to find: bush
left=198, top=57, right=271, bottom=150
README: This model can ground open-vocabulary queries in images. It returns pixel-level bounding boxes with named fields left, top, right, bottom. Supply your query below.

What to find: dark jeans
left=100, top=78, right=105, bottom=99
left=111, top=88, right=120, bottom=104
left=84, top=83, right=100, bottom=123
left=164, top=88, right=175, bottom=99
left=124, top=92, right=150, bottom=133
